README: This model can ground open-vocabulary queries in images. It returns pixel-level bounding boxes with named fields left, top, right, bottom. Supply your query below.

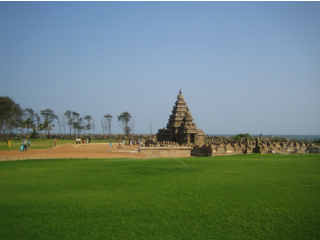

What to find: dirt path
left=0, top=143, right=146, bottom=161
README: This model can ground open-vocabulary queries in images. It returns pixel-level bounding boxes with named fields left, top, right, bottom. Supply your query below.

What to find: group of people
left=75, top=137, right=91, bottom=144
left=20, top=139, right=30, bottom=151
left=128, top=140, right=140, bottom=145
left=110, top=139, right=140, bottom=148
left=117, top=139, right=142, bottom=147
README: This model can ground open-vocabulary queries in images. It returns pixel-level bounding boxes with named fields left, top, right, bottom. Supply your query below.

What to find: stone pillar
left=245, top=138, right=249, bottom=148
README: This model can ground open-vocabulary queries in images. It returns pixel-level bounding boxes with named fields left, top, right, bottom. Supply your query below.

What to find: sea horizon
left=209, top=134, right=320, bottom=141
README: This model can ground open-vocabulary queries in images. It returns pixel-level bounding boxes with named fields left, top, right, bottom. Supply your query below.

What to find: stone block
left=139, top=147, right=192, bottom=158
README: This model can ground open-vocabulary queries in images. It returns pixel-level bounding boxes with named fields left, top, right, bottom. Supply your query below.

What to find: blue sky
left=1, top=2, right=319, bottom=135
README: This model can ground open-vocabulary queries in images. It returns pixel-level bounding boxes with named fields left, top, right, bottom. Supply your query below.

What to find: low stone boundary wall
left=307, top=146, right=320, bottom=153
left=142, top=139, right=319, bottom=157
left=139, top=147, right=193, bottom=158
left=191, top=140, right=319, bottom=156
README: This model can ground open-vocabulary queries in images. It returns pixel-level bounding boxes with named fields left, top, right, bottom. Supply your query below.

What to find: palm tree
left=24, top=117, right=34, bottom=135
left=40, top=119, right=55, bottom=139
left=40, top=109, right=57, bottom=139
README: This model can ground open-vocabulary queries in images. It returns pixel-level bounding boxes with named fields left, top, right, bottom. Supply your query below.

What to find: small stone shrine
left=156, top=90, right=206, bottom=145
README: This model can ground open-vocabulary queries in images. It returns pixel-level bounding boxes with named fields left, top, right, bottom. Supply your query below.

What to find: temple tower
left=156, top=90, right=205, bottom=145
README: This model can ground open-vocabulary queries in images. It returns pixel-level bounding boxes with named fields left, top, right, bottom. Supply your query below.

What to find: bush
left=269, top=137, right=288, bottom=142
left=232, top=133, right=252, bottom=142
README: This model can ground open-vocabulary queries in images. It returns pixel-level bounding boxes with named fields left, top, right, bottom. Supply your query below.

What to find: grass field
left=0, top=154, right=319, bottom=239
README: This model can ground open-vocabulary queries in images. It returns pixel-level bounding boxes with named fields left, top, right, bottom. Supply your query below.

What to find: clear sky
left=1, top=2, right=319, bottom=135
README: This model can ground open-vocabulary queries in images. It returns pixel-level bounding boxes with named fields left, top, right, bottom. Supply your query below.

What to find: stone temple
left=156, top=90, right=206, bottom=145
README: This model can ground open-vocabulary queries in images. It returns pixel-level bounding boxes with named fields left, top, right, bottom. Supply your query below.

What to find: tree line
left=0, top=96, right=133, bottom=140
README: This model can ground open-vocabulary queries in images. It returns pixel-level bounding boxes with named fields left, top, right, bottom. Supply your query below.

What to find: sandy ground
left=0, top=143, right=146, bottom=161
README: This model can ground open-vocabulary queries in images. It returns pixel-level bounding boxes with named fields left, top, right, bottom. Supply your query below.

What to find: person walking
left=54, top=138, right=57, bottom=147
left=23, top=139, right=28, bottom=151
left=27, top=139, right=31, bottom=149
left=109, top=141, right=113, bottom=148
left=7, top=139, right=11, bottom=148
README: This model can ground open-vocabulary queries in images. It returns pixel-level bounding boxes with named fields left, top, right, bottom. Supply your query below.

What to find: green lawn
left=0, top=154, right=319, bottom=239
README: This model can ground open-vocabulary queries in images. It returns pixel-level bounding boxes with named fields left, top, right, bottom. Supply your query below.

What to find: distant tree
left=103, top=118, right=108, bottom=135
left=77, top=117, right=84, bottom=135
left=64, top=110, right=72, bottom=136
left=19, top=118, right=26, bottom=136
left=35, top=113, right=41, bottom=134
left=12, top=119, right=21, bottom=135
left=84, top=115, right=92, bottom=134
left=38, top=123, right=45, bottom=136
left=71, top=112, right=84, bottom=136
left=40, top=109, right=58, bottom=139
left=72, top=111, right=80, bottom=135
left=117, top=112, right=131, bottom=136
left=0, top=96, right=23, bottom=139
left=30, top=112, right=40, bottom=139
left=57, top=118, right=61, bottom=134
left=92, top=118, right=95, bottom=135
left=104, top=114, right=112, bottom=135
left=130, top=117, right=135, bottom=135
left=39, top=119, right=48, bottom=139
left=23, top=108, right=35, bottom=135
left=35, top=113, right=45, bottom=136
left=61, top=113, right=67, bottom=135
left=101, top=117, right=105, bottom=135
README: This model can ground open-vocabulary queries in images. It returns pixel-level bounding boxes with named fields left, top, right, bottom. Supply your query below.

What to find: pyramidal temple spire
left=156, top=90, right=205, bottom=145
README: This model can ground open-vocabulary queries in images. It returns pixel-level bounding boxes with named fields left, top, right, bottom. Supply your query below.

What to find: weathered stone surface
left=156, top=90, right=205, bottom=146
left=189, top=138, right=314, bottom=156
left=307, top=146, right=320, bottom=153
left=139, top=147, right=193, bottom=158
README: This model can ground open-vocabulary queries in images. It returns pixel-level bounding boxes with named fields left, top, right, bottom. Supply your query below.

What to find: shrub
left=269, top=137, right=288, bottom=142
left=232, top=133, right=252, bottom=141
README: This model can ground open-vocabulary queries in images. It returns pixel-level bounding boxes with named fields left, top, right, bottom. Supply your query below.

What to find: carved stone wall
left=139, top=147, right=193, bottom=158
left=191, top=139, right=318, bottom=156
